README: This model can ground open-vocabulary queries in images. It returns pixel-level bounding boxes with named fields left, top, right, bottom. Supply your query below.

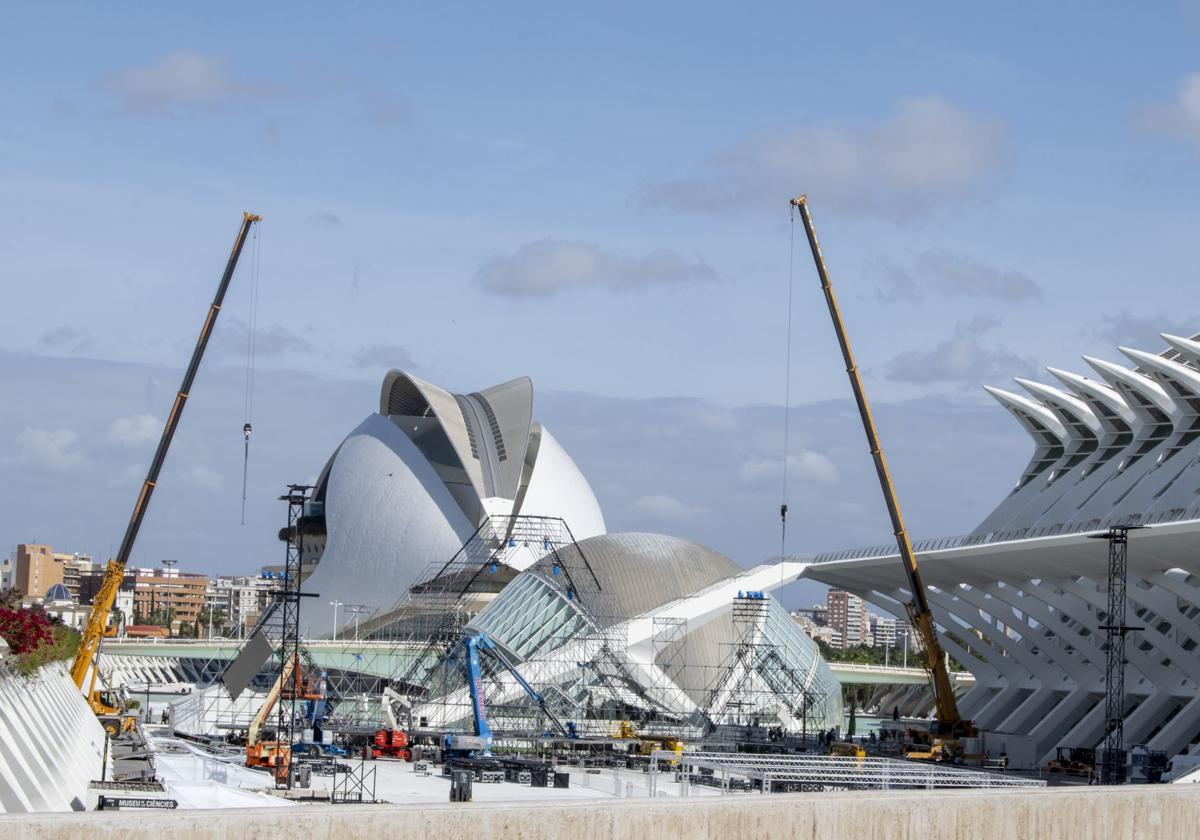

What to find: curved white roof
left=1083, top=355, right=1175, bottom=421
left=301, top=413, right=476, bottom=636
left=1160, top=333, right=1200, bottom=367
left=1046, top=367, right=1136, bottom=429
left=302, top=371, right=608, bottom=634
left=512, top=425, right=606, bottom=543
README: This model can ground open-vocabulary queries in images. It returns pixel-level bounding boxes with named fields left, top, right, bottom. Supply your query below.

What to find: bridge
left=99, top=638, right=973, bottom=689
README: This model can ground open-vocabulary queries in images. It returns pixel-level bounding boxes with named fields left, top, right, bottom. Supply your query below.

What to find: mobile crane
left=68, top=213, right=261, bottom=733
left=792, top=195, right=975, bottom=748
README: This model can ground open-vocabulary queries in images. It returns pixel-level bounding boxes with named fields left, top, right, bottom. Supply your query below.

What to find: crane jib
left=791, top=195, right=965, bottom=732
left=69, top=212, right=261, bottom=697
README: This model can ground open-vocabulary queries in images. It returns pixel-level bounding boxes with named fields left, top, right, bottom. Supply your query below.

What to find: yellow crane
left=791, top=195, right=973, bottom=742
left=70, top=213, right=261, bottom=731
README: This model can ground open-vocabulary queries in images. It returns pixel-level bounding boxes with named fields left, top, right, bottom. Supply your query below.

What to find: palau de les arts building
left=299, top=370, right=843, bottom=735
left=296, top=331, right=1200, bottom=762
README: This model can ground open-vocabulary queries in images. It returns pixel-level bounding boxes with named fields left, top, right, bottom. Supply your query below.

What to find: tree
left=197, top=606, right=227, bottom=637
left=133, top=606, right=172, bottom=628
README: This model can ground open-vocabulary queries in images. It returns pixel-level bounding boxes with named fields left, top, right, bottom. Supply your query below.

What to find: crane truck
left=68, top=213, right=261, bottom=735
left=792, top=195, right=976, bottom=755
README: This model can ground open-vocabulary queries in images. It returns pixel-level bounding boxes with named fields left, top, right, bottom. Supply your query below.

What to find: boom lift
left=245, top=652, right=326, bottom=771
left=792, top=195, right=975, bottom=745
left=68, top=213, right=261, bottom=730
left=443, top=632, right=571, bottom=756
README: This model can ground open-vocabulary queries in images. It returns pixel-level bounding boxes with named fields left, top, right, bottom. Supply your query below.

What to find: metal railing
left=649, top=751, right=1044, bottom=794
left=829, top=662, right=973, bottom=679
left=808, top=504, right=1200, bottom=565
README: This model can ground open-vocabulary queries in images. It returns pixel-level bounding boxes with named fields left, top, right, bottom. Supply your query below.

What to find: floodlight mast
left=791, top=195, right=969, bottom=737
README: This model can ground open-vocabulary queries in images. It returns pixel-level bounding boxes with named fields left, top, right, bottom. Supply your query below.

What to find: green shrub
left=13, top=624, right=82, bottom=676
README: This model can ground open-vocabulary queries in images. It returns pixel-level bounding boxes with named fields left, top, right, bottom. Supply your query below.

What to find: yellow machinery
left=793, top=196, right=975, bottom=747
left=68, top=213, right=261, bottom=729
left=637, top=734, right=685, bottom=760
left=829, top=740, right=867, bottom=759
left=612, top=719, right=684, bottom=759
left=1046, top=747, right=1096, bottom=778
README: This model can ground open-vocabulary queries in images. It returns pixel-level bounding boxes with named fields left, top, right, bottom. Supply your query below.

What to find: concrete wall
left=10, top=784, right=1200, bottom=839
left=0, top=662, right=107, bottom=812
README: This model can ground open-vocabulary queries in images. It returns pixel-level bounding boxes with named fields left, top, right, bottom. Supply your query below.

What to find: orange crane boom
left=791, top=195, right=969, bottom=736
left=70, top=213, right=261, bottom=713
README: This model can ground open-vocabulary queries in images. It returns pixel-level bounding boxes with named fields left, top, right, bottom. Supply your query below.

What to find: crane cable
left=240, top=223, right=261, bottom=525
left=780, top=201, right=796, bottom=572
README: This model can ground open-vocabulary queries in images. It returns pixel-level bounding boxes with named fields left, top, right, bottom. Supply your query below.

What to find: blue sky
left=3, top=4, right=1200, bottom=604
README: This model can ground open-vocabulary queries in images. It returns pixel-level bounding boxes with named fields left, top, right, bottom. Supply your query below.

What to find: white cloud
left=886, top=316, right=1036, bottom=385
left=638, top=96, right=1006, bottom=219
left=633, top=493, right=705, bottom=520
left=13, top=428, right=84, bottom=469
left=109, top=414, right=162, bottom=447
left=474, top=240, right=719, bottom=299
left=182, top=465, right=223, bottom=492
left=108, top=463, right=144, bottom=488
left=308, top=212, right=344, bottom=229
left=351, top=342, right=415, bottom=371
left=211, top=319, right=314, bottom=360
left=873, top=249, right=1041, bottom=303
left=1093, top=310, right=1200, bottom=350
left=1138, top=72, right=1200, bottom=150
left=740, top=451, right=838, bottom=485
left=36, top=325, right=97, bottom=355
left=697, top=410, right=738, bottom=433
left=104, top=51, right=281, bottom=113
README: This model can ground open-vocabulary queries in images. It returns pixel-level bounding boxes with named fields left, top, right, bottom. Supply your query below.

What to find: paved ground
left=306, top=759, right=711, bottom=804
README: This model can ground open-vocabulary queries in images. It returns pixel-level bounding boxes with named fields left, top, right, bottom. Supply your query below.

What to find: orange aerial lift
left=792, top=195, right=975, bottom=747
left=245, top=652, right=326, bottom=778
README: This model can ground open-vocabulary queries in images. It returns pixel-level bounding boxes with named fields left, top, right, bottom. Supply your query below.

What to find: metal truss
left=648, top=751, right=1045, bottom=795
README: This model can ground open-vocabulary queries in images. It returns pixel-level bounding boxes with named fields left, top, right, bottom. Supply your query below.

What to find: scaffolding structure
left=1094, top=525, right=1142, bottom=785
left=273, top=484, right=310, bottom=788
left=701, top=595, right=829, bottom=737
left=171, top=487, right=336, bottom=753
left=381, top=515, right=645, bottom=738
left=168, top=517, right=840, bottom=747
left=649, top=751, right=1045, bottom=795
left=307, top=531, right=839, bottom=741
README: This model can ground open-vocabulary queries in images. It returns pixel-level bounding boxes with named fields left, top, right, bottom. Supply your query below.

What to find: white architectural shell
left=301, top=413, right=476, bottom=637
left=300, top=370, right=606, bottom=635
left=0, top=663, right=107, bottom=813
left=804, top=330, right=1200, bottom=771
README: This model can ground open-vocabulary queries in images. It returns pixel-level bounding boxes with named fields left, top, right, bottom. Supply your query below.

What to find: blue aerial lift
left=443, top=632, right=573, bottom=756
